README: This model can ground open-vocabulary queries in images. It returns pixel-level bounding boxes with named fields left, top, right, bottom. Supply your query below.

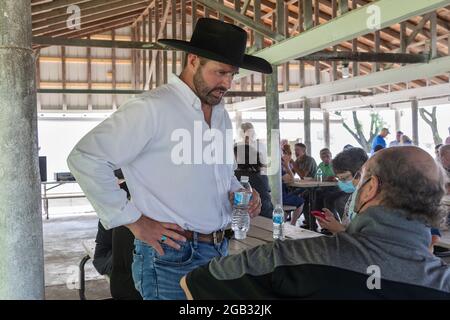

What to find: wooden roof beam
left=195, top=0, right=285, bottom=41
left=33, top=0, right=128, bottom=22
left=39, top=13, right=139, bottom=39
left=34, top=2, right=148, bottom=35
left=32, top=0, right=90, bottom=14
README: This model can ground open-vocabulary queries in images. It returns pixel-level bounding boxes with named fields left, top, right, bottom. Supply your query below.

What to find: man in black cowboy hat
left=67, top=18, right=271, bottom=300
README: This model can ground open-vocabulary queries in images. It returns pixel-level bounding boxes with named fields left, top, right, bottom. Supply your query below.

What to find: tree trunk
left=336, top=111, right=370, bottom=152
left=419, top=107, right=442, bottom=145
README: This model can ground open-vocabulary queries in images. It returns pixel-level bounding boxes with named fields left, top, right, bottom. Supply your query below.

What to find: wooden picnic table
left=286, top=179, right=338, bottom=231
left=229, top=216, right=322, bottom=255
left=288, top=179, right=338, bottom=188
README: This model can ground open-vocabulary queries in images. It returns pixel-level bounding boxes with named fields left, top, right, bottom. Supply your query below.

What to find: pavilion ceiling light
left=341, top=62, right=350, bottom=79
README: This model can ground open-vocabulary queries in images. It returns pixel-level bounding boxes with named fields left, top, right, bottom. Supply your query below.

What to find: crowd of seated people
left=181, top=146, right=450, bottom=299
left=233, top=122, right=449, bottom=249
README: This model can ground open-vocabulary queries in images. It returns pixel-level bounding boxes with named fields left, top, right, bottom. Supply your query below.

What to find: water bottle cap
left=240, top=176, right=249, bottom=183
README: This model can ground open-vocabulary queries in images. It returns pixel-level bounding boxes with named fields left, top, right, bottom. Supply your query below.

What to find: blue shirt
left=371, top=135, right=386, bottom=154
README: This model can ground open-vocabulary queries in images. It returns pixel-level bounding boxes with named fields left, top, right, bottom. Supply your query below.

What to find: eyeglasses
left=336, top=171, right=361, bottom=182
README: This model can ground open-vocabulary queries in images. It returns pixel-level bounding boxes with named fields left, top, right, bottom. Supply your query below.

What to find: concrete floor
left=45, top=279, right=111, bottom=300
left=43, top=198, right=111, bottom=300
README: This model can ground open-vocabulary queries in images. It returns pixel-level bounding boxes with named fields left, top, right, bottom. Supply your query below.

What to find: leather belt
left=180, top=230, right=226, bottom=245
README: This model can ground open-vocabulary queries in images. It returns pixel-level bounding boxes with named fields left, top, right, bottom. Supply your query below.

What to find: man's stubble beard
left=193, top=67, right=226, bottom=106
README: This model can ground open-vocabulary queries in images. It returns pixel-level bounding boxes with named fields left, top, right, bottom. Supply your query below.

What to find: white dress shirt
left=67, top=75, right=242, bottom=233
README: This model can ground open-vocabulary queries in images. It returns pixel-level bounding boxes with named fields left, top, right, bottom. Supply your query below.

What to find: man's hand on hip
left=126, top=215, right=186, bottom=255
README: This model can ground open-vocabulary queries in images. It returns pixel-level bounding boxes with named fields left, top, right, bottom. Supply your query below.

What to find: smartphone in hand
left=311, top=210, right=326, bottom=219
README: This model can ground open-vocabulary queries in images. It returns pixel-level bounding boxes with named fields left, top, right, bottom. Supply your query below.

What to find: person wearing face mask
left=181, top=146, right=450, bottom=299
left=315, top=147, right=368, bottom=234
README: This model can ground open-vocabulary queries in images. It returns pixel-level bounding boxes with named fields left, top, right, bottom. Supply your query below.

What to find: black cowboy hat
left=158, top=18, right=272, bottom=74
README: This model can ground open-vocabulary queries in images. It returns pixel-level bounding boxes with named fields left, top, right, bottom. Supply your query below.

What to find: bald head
left=365, top=146, right=446, bottom=226
left=373, top=146, right=440, bottom=181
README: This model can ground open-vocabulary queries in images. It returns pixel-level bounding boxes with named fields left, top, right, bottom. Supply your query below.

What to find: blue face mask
left=338, top=180, right=356, bottom=193
left=347, top=177, right=373, bottom=221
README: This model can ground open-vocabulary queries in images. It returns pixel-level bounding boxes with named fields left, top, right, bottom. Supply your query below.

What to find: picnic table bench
left=79, top=239, right=110, bottom=300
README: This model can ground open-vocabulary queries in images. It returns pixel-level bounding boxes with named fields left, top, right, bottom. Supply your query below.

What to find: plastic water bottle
left=231, top=176, right=252, bottom=239
left=273, top=204, right=285, bottom=240
left=316, top=167, right=323, bottom=182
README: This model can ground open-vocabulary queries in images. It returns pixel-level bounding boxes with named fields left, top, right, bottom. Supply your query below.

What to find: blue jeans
left=131, top=236, right=228, bottom=300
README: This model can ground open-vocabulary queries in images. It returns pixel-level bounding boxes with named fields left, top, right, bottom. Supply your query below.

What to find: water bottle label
left=273, top=215, right=283, bottom=224
left=234, top=191, right=251, bottom=206
left=234, top=192, right=244, bottom=206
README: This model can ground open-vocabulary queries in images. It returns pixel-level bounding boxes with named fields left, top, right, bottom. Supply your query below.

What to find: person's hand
left=248, top=189, right=261, bottom=218
left=229, top=189, right=261, bottom=218
left=326, top=176, right=338, bottom=182
left=430, top=235, right=441, bottom=253
left=126, top=215, right=186, bottom=255
left=315, top=208, right=345, bottom=234
left=282, top=173, right=293, bottom=184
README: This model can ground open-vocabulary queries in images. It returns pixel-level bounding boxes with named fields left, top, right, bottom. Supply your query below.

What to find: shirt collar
left=169, top=74, right=201, bottom=110
left=346, top=206, right=431, bottom=251
left=168, top=74, right=225, bottom=112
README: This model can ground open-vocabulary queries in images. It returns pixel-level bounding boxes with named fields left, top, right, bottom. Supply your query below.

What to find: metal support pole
left=265, top=67, right=282, bottom=207
left=0, top=0, right=44, bottom=299
left=411, top=99, right=419, bottom=145
left=323, top=111, right=330, bottom=148
left=395, top=109, right=402, bottom=133
left=304, top=99, right=312, bottom=154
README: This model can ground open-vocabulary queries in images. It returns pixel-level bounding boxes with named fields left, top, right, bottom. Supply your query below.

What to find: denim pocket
left=215, top=238, right=229, bottom=257
left=131, top=251, right=144, bottom=294
left=153, top=241, right=194, bottom=266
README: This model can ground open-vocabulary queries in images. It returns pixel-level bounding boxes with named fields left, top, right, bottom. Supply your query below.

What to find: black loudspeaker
left=54, top=172, right=75, bottom=181
left=39, top=156, right=47, bottom=182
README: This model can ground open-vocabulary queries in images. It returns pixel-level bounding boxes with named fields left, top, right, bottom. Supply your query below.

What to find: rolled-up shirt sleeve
left=67, top=96, right=156, bottom=229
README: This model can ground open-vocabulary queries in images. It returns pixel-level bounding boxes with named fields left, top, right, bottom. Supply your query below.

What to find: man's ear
left=363, top=175, right=381, bottom=201
left=187, top=53, right=200, bottom=70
